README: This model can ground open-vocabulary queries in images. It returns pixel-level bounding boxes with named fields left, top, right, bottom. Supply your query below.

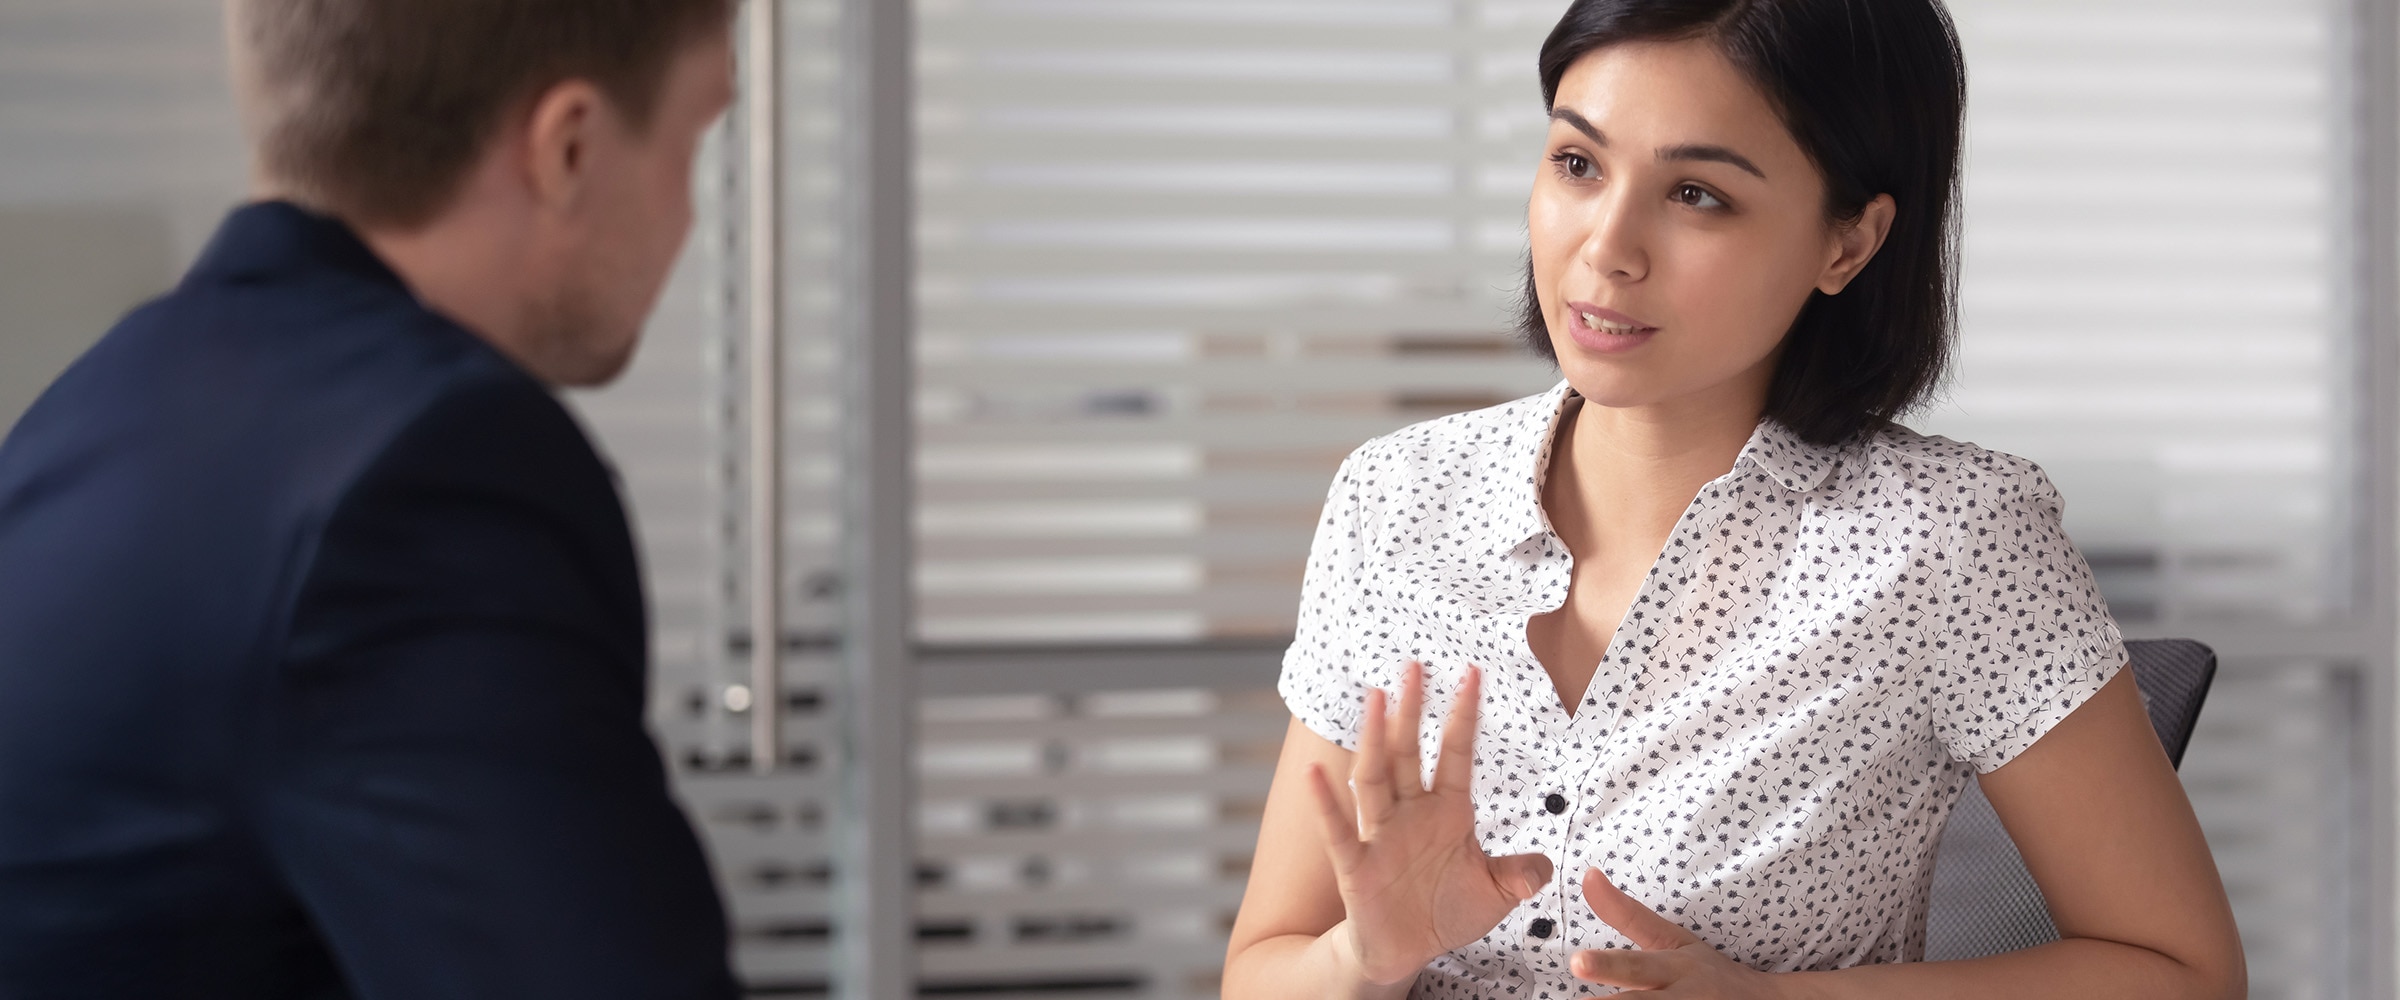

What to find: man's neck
left=259, top=175, right=555, bottom=381
left=356, top=220, right=532, bottom=349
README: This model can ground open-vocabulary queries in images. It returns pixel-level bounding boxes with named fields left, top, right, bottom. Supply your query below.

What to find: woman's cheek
left=1526, top=208, right=1577, bottom=300
left=1668, top=239, right=1798, bottom=360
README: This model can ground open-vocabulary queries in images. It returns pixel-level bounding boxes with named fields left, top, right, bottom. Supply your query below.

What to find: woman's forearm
left=1778, top=936, right=2243, bottom=1000
left=1222, top=922, right=1419, bottom=1000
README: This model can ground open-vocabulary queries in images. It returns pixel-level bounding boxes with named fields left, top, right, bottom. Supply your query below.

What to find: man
left=0, top=2, right=742, bottom=996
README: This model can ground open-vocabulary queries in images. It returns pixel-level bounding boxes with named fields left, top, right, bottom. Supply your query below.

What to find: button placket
left=1520, top=750, right=1581, bottom=966
left=1553, top=495, right=1718, bottom=954
left=1500, top=526, right=1581, bottom=964
left=1544, top=808, right=1573, bottom=956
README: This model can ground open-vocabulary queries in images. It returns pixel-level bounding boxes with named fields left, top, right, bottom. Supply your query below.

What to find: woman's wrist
left=1323, top=919, right=1422, bottom=997
left=1764, top=970, right=1830, bottom=1000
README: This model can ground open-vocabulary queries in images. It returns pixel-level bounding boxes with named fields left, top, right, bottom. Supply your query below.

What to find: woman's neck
left=1548, top=390, right=1765, bottom=553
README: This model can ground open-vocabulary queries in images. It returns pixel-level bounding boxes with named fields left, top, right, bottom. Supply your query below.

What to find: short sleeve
left=1930, top=456, right=2127, bottom=773
left=1279, top=448, right=1374, bottom=750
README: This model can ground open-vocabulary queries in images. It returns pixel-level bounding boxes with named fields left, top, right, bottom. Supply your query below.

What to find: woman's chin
left=1554, top=362, right=1670, bottom=411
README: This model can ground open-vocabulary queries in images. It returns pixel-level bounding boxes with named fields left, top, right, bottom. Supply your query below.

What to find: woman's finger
left=1387, top=661, right=1427, bottom=797
left=1483, top=851, right=1554, bottom=902
left=1582, top=867, right=1704, bottom=950
left=1431, top=664, right=1483, bottom=795
left=1568, top=947, right=1682, bottom=988
left=1350, top=687, right=1395, bottom=834
left=1301, top=762, right=1366, bottom=869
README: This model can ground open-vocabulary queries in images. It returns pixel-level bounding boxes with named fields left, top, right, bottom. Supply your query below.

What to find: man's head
left=228, top=0, right=736, bottom=386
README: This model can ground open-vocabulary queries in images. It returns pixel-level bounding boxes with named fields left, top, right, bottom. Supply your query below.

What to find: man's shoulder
left=286, top=328, right=637, bottom=670
left=5, top=264, right=517, bottom=487
left=284, top=365, right=640, bottom=668
left=355, top=365, right=617, bottom=516
left=0, top=261, right=605, bottom=669
left=0, top=233, right=605, bottom=805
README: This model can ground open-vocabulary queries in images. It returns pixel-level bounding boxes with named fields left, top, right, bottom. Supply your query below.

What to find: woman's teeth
left=1581, top=312, right=1643, bottom=334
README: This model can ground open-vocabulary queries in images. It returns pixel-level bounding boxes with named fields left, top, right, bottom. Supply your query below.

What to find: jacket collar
left=1489, top=380, right=1846, bottom=559
left=182, top=200, right=408, bottom=293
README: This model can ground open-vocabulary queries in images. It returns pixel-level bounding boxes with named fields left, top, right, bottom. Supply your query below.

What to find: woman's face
left=1528, top=38, right=1889, bottom=416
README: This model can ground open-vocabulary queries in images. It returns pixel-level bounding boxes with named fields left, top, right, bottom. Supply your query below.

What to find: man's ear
left=521, top=80, right=606, bottom=211
left=1818, top=193, right=1896, bottom=295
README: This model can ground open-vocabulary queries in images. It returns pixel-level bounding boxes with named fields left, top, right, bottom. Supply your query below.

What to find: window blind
left=1926, top=0, right=2354, bottom=626
left=1920, top=1, right=2362, bottom=991
left=911, top=0, right=1566, bottom=644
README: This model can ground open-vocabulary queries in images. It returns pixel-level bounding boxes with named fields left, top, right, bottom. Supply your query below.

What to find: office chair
left=1922, top=638, right=2218, bottom=960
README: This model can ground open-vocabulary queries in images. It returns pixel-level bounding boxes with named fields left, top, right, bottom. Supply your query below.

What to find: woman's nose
left=1577, top=195, right=1649, bottom=284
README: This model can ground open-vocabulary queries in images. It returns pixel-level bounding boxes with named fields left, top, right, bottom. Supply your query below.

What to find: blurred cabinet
left=0, top=208, right=171, bottom=431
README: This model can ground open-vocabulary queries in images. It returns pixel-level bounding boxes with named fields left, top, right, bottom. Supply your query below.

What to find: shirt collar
left=1736, top=414, right=1845, bottom=494
left=182, top=199, right=408, bottom=293
left=1488, top=380, right=1846, bottom=559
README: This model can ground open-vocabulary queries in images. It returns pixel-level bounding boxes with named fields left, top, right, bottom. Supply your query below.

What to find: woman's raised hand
left=1301, top=662, right=1555, bottom=986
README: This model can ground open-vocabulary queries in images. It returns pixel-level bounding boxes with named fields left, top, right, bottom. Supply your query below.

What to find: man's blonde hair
left=234, top=0, right=732, bottom=227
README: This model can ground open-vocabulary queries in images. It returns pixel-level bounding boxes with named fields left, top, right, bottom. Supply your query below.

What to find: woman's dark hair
left=1518, top=0, right=1966, bottom=446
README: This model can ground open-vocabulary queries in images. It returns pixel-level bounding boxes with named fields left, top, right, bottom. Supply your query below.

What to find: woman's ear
left=1818, top=193, right=1896, bottom=295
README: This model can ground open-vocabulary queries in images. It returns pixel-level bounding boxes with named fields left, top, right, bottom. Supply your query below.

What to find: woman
left=1222, top=0, right=2246, bottom=997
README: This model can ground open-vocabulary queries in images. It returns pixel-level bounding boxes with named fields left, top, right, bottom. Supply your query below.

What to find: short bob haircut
left=1518, top=0, right=1967, bottom=446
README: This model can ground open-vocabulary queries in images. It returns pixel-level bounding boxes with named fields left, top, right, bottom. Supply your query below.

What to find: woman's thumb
left=1487, top=852, right=1555, bottom=900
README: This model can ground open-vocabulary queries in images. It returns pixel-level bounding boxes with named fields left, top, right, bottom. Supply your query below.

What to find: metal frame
left=743, top=0, right=917, bottom=992
left=744, top=0, right=784, bottom=778
left=833, top=0, right=918, bottom=994
left=2348, top=0, right=2398, bottom=990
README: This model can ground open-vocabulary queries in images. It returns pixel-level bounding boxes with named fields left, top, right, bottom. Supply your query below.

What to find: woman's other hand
left=1571, top=867, right=1782, bottom=998
left=1301, top=662, right=1556, bottom=985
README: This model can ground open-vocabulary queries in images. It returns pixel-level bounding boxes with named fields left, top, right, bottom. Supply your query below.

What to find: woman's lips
left=1563, top=301, right=1658, bottom=355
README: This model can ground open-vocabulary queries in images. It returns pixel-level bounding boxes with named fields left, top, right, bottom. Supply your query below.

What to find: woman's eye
left=1674, top=183, right=1726, bottom=210
left=1551, top=152, right=1598, bottom=180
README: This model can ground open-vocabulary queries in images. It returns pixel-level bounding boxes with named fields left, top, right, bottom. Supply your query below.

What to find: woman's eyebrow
left=1549, top=107, right=1608, bottom=146
left=1659, top=143, right=1767, bottom=180
left=1549, top=107, right=1768, bottom=181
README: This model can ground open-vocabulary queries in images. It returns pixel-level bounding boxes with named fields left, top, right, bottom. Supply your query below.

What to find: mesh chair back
left=1921, top=638, right=2218, bottom=961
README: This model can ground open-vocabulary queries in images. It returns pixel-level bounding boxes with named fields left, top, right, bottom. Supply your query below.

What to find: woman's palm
left=1303, top=663, right=1554, bottom=985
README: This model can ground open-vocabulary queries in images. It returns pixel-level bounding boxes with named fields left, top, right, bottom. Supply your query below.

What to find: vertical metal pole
left=2355, top=0, right=2400, bottom=991
left=837, top=0, right=917, bottom=994
left=745, top=0, right=784, bottom=776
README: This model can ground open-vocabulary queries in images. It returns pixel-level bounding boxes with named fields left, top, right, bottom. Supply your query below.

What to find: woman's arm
left=1220, top=716, right=1409, bottom=1000
left=1224, top=664, right=1554, bottom=999
left=1568, top=668, right=2247, bottom=999
left=1824, top=665, right=2245, bottom=996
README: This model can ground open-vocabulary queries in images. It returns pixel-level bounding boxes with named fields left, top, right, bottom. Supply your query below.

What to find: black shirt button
left=1544, top=792, right=1567, bottom=815
left=1528, top=917, right=1555, bottom=939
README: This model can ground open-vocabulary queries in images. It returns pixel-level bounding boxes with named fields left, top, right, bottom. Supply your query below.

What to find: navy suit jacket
left=0, top=202, right=739, bottom=998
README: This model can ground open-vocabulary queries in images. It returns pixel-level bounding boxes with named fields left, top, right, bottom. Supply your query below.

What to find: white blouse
left=1279, top=381, right=2124, bottom=998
